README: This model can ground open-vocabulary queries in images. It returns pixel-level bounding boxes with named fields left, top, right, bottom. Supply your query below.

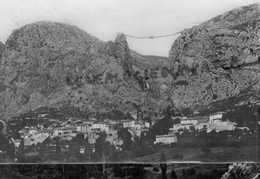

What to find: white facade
left=91, top=123, right=109, bottom=131
left=181, top=120, right=198, bottom=126
left=209, top=113, right=223, bottom=122
left=24, top=132, right=50, bottom=146
left=154, top=134, right=177, bottom=144
left=169, top=123, right=183, bottom=132
left=76, top=126, right=82, bottom=132
left=123, top=120, right=135, bottom=128
left=53, top=128, right=63, bottom=136
left=53, top=127, right=76, bottom=137
left=80, top=147, right=85, bottom=154
left=144, top=122, right=150, bottom=128
left=123, top=120, right=144, bottom=130
left=207, top=120, right=236, bottom=132
left=180, top=120, right=198, bottom=130
left=172, top=116, right=187, bottom=120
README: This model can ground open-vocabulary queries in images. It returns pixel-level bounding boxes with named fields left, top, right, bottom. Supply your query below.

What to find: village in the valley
left=12, top=111, right=233, bottom=150
left=3, top=100, right=257, bottom=163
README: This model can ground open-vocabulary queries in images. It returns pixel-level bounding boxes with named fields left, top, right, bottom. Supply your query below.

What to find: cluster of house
left=12, top=110, right=246, bottom=153
left=14, top=115, right=151, bottom=154
left=169, top=112, right=237, bottom=133
left=153, top=112, right=239, bottom=145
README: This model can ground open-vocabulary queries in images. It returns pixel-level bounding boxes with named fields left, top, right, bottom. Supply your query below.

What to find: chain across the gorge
left=123, top=31, right=182, bottom=39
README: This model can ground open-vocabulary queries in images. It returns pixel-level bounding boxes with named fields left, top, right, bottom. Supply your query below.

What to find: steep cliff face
left=167, top=3, right=259, bottom=111
left=0, top=22, right=162, bottom=118
left=0, top=4, right=259, bottom=119
left=0, top=22, right=143, bottom=118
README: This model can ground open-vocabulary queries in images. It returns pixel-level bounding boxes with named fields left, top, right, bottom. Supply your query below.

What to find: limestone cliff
left=166, top=3, right=259, bottom=111
left=0, top=22, right=146, bottom=118
left=0, top=4, right=259, bottom=119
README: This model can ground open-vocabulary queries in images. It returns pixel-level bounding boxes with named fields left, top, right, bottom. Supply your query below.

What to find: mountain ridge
left=0, top=3, right=259, bottom=120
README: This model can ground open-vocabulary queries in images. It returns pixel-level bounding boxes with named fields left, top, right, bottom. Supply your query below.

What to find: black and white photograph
left=0, top=0, right=259, bottom=165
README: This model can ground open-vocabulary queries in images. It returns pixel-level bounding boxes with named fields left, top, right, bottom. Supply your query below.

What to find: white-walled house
left=91, top=123, right=109, bottom=132
left=180, top=120, right=198, bottom=130
left=169, top=119, right=200, bottom=132
left=209, top=112, right=224, bottom=122
left=123, top=120, right=135, bottom=128
left=123, top=120, right=144, bottom=130
left=171, top=116, right=187, bottom=120
left=76, top=125, right=82, bottom=132
left=24, top=132, right=50, bottom=146
left=53, top=127, right=77, bottom=138
left=79, top=147, right=85, bottom=154
left=154, top=134, right=177, bottom=145
left=207, top=120, right=236, bottom=132
left=169, top=123, right=183, bottom=132
left=76, top=125, right=90, bottom=133
left=144, top=122, right=150, bottom=128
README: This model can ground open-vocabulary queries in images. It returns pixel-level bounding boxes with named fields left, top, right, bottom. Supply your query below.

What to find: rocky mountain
left=0, top=22, right=168, bottom=119
left=0, top=3, right=259, bottom=119
left=165, top=3, right=259, bottom=111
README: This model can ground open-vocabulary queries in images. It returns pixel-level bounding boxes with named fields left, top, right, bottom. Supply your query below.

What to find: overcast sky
left=0, top=0, right=258, bottom=56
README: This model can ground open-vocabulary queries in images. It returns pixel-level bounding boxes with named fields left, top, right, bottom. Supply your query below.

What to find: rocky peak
left=0, top=4, right=258, bottom=119
left=0, top=23, right=145, bottom=118
left=167, top=3, right=259, bottom=111
left=114, top=33, right=133, bottom=73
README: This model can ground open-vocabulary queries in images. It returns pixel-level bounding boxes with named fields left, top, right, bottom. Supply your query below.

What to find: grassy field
left=134, top=146, right=258, bottom=163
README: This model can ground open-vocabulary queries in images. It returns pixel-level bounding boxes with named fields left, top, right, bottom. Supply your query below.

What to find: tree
left=163, top=106, right=175, bottom=118
left=182, top=108, right=192, bottom=116
left=94, top=132, right=111, bottom=161
left=173, top=118, right=181, bottom=124
left=186, top=168, right=196, bottom=176
left=160, top=151, right=167, bottom=179
left=170, top=168, right=178, bottom=179
left=117, top=128, right=133, bottom=151
left=149, top=107, right=175, bottom=138
left=134, top=133, right=154, bottom=157
left=0, top=129, right=15, bottom=161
